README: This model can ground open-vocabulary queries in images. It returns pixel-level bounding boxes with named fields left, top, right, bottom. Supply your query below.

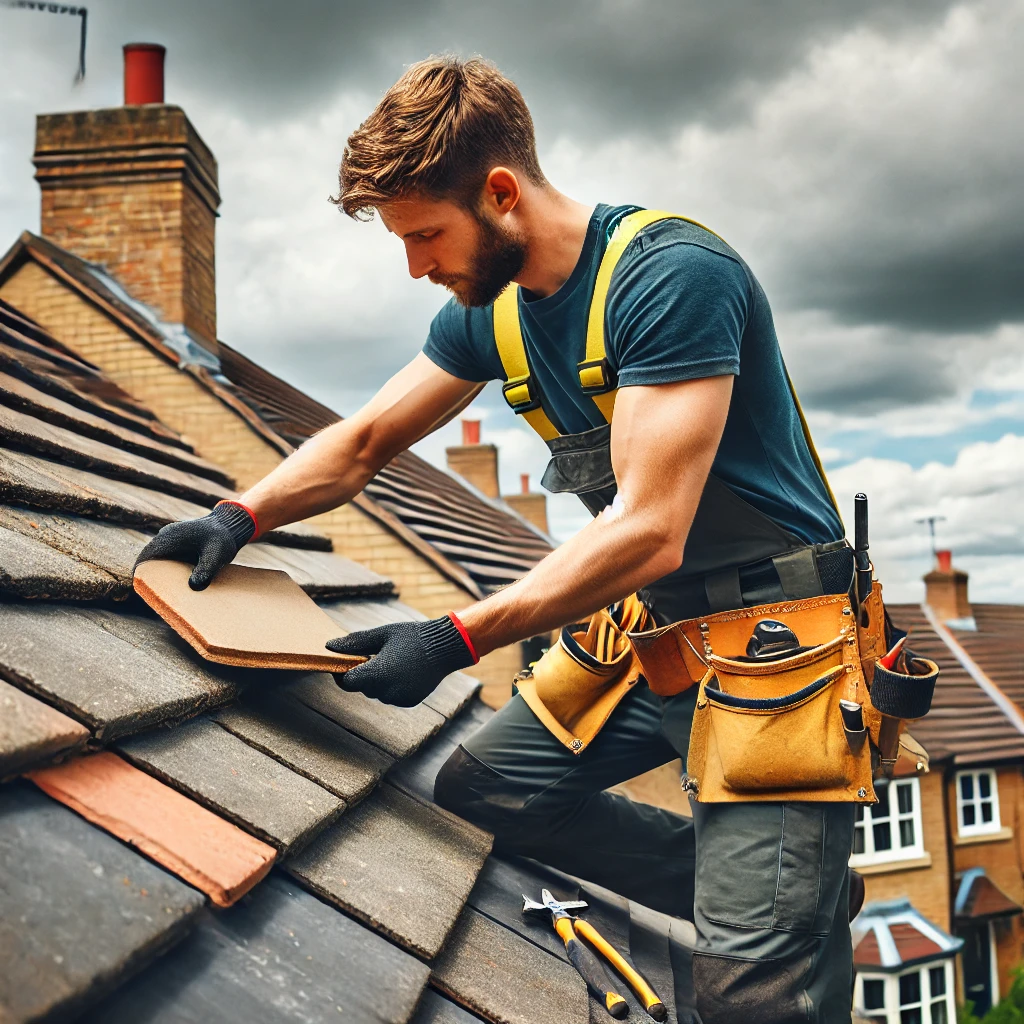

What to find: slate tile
left=412, top=989, right=483, bottom=1024
left=287, top=783, right=493, bottom=959
left=117, top=716, right=344, bottom=853
left=0, top=781, right=204, bottom=1023
left=134, top=560, right=368, bottom=671
left=388, top=698, right=493, bottom=804
left=0, top=401, right=232, bottom=505
left=30, top=751, right=277, bottom=907
left=321, top=598, right=422, bottom=632
left=0, top=368, right=233, bottom=486
left=430, top=906, right=588, bottom=1024
left=0, top=503, right=148, bottom=591
left=0, top=603, right=240, bottom=740
left=0, top=521, right=118, bottom=600
left=236, top=542, right=395, bottom=599
left=0, top=678, right=89, bottom=777
left=287, top=672, right=447, bottom=759
left=213, top=691, right=394, bottom=803
left=423, top=672, right=482, bottom=720
left=81, top=873, right=431, bottom=1024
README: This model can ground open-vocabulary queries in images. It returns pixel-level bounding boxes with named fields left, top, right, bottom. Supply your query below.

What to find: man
left=139, top=57, right=856, bottom=1021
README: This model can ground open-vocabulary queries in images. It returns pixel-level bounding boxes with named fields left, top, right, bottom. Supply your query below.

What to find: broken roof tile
left=30, top=751, right=276, bottom=907
left=212, top=690, right=394, bottom=804
left=287, top=783, right=492, bottom=959
left=81, top=873, right=432, bottom=1024
left=0, top=678, right=89, bottom=777
left=429, top=906, right=588, bottom=1024
left=117, top=716, right=344, bottom=853
left=0, top=781, right=205, bottom=1023
left=0, top=602, right=240, bottom=740
left=287, top=672, right=446, bottom=759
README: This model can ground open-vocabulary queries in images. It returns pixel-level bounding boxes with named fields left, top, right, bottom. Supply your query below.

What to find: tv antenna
left=3, top=2, right=88, bottom=82
left=915, top=515, right=946, bottom=556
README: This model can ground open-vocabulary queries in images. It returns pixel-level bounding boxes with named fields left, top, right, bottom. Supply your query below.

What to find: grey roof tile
left=0, top=781, right=204, bottom=1023
left=0, top=521, right=118, bottom=599
left=117, top=716, right=344, bottom=853
left=287, top=783, right=492, bottom=959
left=430, top=906, right=588, bottom=1024
left=235, top=542, right=395, bottom=600
left=0, top=678, right=89, bottom=777
left=287, top=672, right=446, bottom=759
left=423, top=672, right=483, bottom=721
left=411, top=989, right=483, bottom=1024
left=212, top=690, right=394, bottom=804
left=80, top=872, right=432, bottom=1024
left=0, top=603, right=240, bottom=738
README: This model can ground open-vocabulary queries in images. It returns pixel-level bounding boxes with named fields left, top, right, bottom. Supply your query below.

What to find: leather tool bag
left=628, top=590, right=938, bottom=804
left=516, top=594, right=651, bottom=755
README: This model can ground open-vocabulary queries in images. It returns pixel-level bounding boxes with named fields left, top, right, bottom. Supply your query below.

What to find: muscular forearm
left=459, top=502, right=681, bottom=655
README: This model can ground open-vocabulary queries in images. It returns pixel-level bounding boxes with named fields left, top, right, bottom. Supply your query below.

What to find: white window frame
left=851, top=777, right=925, bottom=867
left=956, top=769, right=1002, bottom=837
left=855, top=959, right=955, bottom=1024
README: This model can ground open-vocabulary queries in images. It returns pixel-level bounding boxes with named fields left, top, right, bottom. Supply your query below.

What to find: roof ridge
left=921, top=602, right=1024, bottom=737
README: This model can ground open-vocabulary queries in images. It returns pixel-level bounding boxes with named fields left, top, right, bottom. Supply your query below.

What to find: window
left=851, top=778, right=924, bottom=866
left=856, top=962, right=954, bottom=1024
left=956, top=770, right=1001, bottom=837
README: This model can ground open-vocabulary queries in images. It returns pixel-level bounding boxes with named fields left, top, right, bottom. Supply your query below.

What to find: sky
left=1, top=0, right=1022, bottom=603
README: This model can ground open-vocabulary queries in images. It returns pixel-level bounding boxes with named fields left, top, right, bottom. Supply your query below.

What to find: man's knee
left=692, top=952, right=814, bottom=1024
left=434, top=745, right=534, bottom=835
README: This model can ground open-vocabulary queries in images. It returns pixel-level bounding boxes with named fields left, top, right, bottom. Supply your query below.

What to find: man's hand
left=326, top=615, right=477, bottom=707
left=135, top=501, right=257, bottom=591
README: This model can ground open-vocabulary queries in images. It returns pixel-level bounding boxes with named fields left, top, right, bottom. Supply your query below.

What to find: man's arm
left=330, top=374, right=733, bottom=704
left=135, top=353, right=479, bottom=587
left=239, top=353, right=481, bottom=533
left=460, top=375, right=733, bottom=653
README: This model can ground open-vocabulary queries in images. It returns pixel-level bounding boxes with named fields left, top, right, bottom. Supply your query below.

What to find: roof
left=852, top=898, right=963, bottom=972
left=888, top=603, right=1024, bottom=766
left=955, top=868, right=1023, bottom=923
left=0, top=232, right=556, bottom=599
left=0, top=297, right=691, bottom=1023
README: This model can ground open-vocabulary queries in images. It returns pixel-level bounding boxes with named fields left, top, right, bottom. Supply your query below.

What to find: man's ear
left=482, top=167, right=521, bottom=215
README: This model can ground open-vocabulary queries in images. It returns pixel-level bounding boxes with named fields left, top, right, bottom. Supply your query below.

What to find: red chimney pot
left=462, top=420, right=481, bottom=446
left=936, top=549, right=952, bottom=573
left=124, top=44, right=166, bottom=105
left=520, top=473, right=530, bottom=494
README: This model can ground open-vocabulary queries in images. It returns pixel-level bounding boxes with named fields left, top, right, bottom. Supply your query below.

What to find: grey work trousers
left=434, top=683, right=855, bottom=1024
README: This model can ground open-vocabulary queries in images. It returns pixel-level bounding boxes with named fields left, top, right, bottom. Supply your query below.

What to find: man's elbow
left=642, top=525, right=686, bottom=581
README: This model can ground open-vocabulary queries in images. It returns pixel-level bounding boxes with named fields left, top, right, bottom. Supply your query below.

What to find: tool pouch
left=516, top=595, right=651, bottom=755
left=676, top=594, right=876, bottom=803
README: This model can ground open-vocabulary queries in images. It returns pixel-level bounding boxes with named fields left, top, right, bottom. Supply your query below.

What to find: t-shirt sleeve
left=607, top=240, right=749, bottom=388
left=422, top=299, right=502, bottom=383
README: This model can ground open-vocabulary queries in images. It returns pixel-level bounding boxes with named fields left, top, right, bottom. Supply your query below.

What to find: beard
left=431, top=210, right=527, bottom=308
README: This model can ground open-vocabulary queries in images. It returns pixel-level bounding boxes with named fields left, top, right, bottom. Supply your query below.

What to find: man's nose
left=405, top=245, right=435, bottom=280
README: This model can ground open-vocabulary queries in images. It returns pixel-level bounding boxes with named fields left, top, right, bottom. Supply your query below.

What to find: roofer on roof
left=138, top=55, right=928, bottom=1022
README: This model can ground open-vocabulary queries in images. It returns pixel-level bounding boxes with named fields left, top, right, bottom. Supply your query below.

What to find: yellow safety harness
left=492, top=208, right=841, bottom=515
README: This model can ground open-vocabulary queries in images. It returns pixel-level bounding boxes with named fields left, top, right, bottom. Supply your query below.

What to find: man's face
left=380, top=194, right=526, bottom=308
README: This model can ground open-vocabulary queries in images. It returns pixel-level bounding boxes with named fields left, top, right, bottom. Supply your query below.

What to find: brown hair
left=334, top=56, right=545, bottom=219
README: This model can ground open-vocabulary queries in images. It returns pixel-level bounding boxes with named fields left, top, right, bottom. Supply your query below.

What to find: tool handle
left=554, top=917, right=628, bottom=1019
left=573, top=919, right=667, bottom=1021
left=854, top=493, right=869, bottom=554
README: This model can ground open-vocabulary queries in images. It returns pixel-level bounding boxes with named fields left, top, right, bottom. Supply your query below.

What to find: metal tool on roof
left=523, top=890, right=667, bottom=1021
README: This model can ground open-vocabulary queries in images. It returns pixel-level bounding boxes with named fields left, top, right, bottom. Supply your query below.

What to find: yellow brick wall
left=861, top=770, right=951, bottom=932
left=1, top=261, right=525, bottom=704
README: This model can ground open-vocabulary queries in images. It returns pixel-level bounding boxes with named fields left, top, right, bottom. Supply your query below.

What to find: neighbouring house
left=0, top=292, right=697, bottom=1022
left=0, top=45, right=555, bottom=709
left=852, top=552, right=1024, bottom=1021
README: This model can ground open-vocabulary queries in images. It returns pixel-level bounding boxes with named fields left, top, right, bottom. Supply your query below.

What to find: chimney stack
left=446, top=420, right=499, bottom=498
left=503, top=473, right=550, bottom=536
left=33, top=44, right=221, bottom=351
left=924, top=549, right=974, bottom=628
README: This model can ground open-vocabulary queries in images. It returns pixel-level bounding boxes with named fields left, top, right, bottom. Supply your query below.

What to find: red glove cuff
left=448, top=612, right=480, bottom=664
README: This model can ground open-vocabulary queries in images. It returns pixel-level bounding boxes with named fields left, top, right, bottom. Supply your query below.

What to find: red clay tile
left=29, top=751, right=276, bottom=906
left=134, top=560, right=364, bottom=672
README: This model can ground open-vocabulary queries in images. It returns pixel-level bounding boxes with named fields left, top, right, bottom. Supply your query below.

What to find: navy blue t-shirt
left=423, top=204, right=843, bottom=546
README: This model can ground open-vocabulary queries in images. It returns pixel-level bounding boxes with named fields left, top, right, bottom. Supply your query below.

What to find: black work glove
left=135, top=501, right=257, bottom=591
left=326, top=615, right=477, bottom=707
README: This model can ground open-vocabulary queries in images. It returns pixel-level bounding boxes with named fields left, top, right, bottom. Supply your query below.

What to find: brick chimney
left=924, top=549, right=973, bottom=626
left=33, top=44, right=221, bottom=351
left=504, top=473, right=550, bottom=535
left=446, top=420, right=499, bottom=498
